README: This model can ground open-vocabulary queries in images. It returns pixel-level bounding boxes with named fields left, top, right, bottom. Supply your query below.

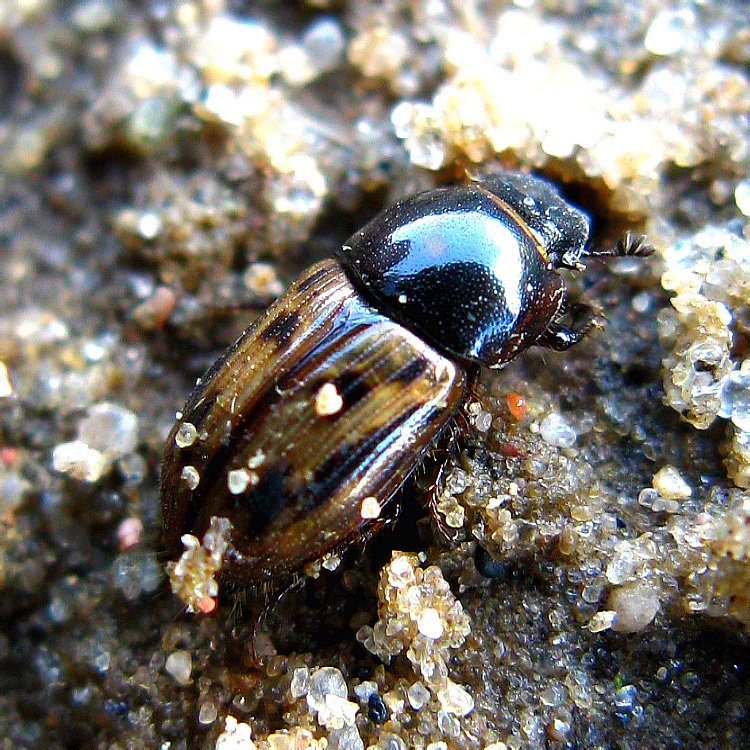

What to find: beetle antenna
left=562, top=231, right=654, bottom=269
left=588, top=230, right=655, bottom=259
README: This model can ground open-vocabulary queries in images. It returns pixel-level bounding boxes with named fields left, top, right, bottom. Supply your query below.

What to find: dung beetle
left=160, top=172, right=651, bottom=612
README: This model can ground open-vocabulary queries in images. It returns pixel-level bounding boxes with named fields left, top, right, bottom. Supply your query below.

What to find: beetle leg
left=425, top=457, right=462, bottom=545
left=422, top=390, right=479, bottom=546
left=537, top=298, right=599, bottom=351
left=410, top=424, right=456, bottom=545
left=249, top=577, right=305, bottom=667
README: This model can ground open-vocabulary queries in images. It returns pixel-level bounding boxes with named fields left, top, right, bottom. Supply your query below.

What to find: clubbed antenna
left=561, top=230, right=654, bottom=269
left=594, top=230, right=655, bottom=259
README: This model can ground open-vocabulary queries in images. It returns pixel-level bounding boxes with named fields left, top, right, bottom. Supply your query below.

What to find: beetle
left=160, top=172, right=651, bottom=613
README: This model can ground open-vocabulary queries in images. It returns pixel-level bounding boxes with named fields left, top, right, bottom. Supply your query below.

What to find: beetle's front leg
left=537, top=298, right=599, bottom=351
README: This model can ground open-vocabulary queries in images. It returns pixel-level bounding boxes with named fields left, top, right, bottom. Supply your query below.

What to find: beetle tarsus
left=538, top=299, right=598, bottom=351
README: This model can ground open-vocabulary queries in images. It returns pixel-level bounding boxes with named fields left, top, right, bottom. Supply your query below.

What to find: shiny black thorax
left=337, top=174, right=591, bottom=368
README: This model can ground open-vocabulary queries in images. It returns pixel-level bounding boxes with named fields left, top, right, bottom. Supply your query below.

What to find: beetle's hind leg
left=537, top=298, right=599, bottom=351
left=246, top=576, right=307, bottom=667
left=420, top=370, right=481, bottom=546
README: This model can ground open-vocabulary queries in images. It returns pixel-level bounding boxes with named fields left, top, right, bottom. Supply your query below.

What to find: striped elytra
left=160, top=173, right=652, bottom=607
left=160, top=260, right=467, bottom=584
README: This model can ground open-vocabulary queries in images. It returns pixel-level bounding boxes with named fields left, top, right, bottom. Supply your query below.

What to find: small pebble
left=652, top=466, right=692, bottom=500
left=475, top=410, right=493, bottom=432
left=52, top=441, right=108, bottom=482
left=606, top=545, right=636, bottom=585
left=175, top=422, right=198, bottom=448
left=436, top=680, right=474, bottom=717
left=111, top=551, right=162, bottom=600
left=72, top=0, right=115, bottom=33
left=540, top=412, right=577, bottom=448
left=290, top=667, right=309, bottom=699
left=353, top=681, right=378, bottom=704
left=307, top=667, right=348, bottom=713
left=318, top=693, right=359, bottom=729
left=181, top=465, right=200, bottom=490
left=196, top=596, right=216, bottom=615
left=736, top=180, right=750, bottom=216
left=319, top=553, right=340, bottom=573
left=0, top=470, right=31, bottom=515
left=0, top=362, right=13, bottom=398
left=137, top=211, right=162, bottom=239
left=644, top=8, right=696, bottom=56
left=368, top=692, right=387, bottom=723
left=328, top=724, right=364, bottom=750
left=417, top=608, right=444, bottom=639
left=613, top=684, right=638, bottom=712
left=314, top=383, right=344, bottom=416
left=301, top=17, right=345, bottom=74
left=116, top=517, right=143, bottom=550
left=131, top=286, right=175, bottom=330
left=243, top=262, right=283, bottom=298
left=165, top=650, right=192, bottom=686
left=609, top=582, right=661, bottom=633
left=117, top=452, right=147, bottom=483
left=638, top=487, right=659, bottom=508
left=227, top=468, right=251, bottom=494
left=507, top=392, right=525, bottom=420
left=588, top=610, right=616, bottom=633
left=407, top=681, right=430, bottom=710
left=360, top=496, right=381, bottom=519
left=216, top=717, right=257, bottom=750
left=198, top=700, right=218, bottom=726
left=548, top=716, right=572, bottom=741
left=78, top=402, right=139, bottom=459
